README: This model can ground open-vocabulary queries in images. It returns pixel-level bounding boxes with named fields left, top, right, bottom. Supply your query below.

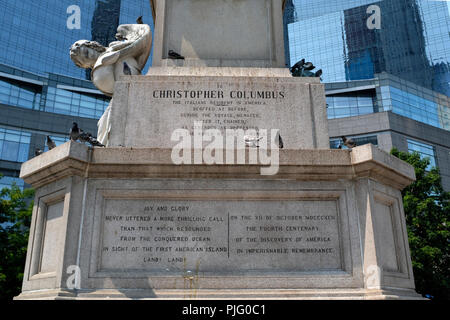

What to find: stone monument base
left=16, top=288, right=422, bottom=300
left=15, top=142, right=422, bottom=300
left=105, top=67, right=330, bottom=150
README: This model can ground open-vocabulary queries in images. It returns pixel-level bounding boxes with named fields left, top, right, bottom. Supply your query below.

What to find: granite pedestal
left=106, top=67, right=329, bottom=150
left=14, top=0, right=422, bottom=300
left=15, top=142, right=422, bottom=300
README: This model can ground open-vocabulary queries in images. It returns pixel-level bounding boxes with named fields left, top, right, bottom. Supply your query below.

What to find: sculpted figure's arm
left=108, top=40, right=135, bottom=52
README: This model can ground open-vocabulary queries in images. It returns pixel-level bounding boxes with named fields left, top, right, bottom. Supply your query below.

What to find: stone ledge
left=15, top=288, right=424, bottom=300
left=20, top=142, right=415, bottom=190
left=20, top=141, right=88, bottom=185
left=144, top=67, right=298, bottom=78
left=122, top=71, right=320, bottom=83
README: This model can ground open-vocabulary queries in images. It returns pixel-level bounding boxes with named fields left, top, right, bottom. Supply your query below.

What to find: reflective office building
left=0, top=0, right=153, bottom=189
left=286, top=0, right=450, bottom=190
left=2, top=0, right=450, bottom=191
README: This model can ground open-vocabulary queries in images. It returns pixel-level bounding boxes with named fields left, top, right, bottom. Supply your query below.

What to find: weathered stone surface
left=98, top=198, right=343, bottom=273
left=19, top=143, right=415, bottom=189
left=15, top=142, right=422, bottom=299
left=14, top=0, right=423, bottom=301
left=107, top=70, right=329, bottom=150
left=151, top=0, right=285, bottom=68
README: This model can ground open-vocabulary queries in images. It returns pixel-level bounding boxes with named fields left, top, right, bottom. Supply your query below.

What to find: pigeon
left=46, top=136, right=56, bottom=150
left=303, top=62, right=315, bottom=70
left=70, top=122, right=81, bottom=141
left=342, top=136, right=357, bottom=149
left=168, top=50, right=185, bottom=60
left=35, top=148, right=43, bottom=156
left=278, top=133, right=284, bottom=149
left=78, top=132, right=105, bottom=147
left=70, top=122, right=105, bottom=147
left=291, top=59, right=305, bottom=71
left=244, top=135, right=263, bottom=148
left=136, top=16, right=143, bottom=24
left=123, top=62, right=132, bottom=75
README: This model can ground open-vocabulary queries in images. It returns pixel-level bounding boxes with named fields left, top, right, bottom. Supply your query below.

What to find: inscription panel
left=99, top=199, right=342, bottom=273
left=116, top=78, right=318, bottom=149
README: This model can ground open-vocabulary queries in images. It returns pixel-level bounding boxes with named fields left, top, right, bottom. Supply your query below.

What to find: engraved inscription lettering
left=100, top=200, right=341, bottom=273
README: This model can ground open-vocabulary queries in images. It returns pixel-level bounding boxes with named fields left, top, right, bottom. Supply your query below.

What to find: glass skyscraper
left=0, top=0, right=152, bottom=79
left=0, top=0, right=153, bottom=188
left=288, top=0, right=449, bottom=95
left=286, top=0, right=450, bottom=189
left=1, top=0, right=449, bottom=190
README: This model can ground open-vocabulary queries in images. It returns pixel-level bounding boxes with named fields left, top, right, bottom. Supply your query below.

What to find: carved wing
left=99, top=24, right=152, bottom=72
left=119, top=24, right=153, bottom=71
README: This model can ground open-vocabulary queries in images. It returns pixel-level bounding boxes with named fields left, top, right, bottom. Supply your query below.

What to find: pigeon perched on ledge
left=290, top=58, right=322, bottom=78
left=342, top=136, right=357, bottom=149
left=136, top=16, right=143, bottom=24
left=46, top=136, right=56, bottom=150
left=35, top=148, right=43, bottom=156
left=70, top=122, right=81, bottom=141
left=291, top=59, right=305, bottom=71
left=70, top=122, right=105, bottom=147
left=303, top=62, right=315, bottom=70
left=168, top=50, right=185, bottom=60
left=278, top=133, right=284, bottom=149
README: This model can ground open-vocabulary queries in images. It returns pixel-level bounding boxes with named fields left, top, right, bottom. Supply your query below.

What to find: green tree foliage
left=391, top=148, right=450, bottom=300
left=0, top=175, right=34, bottom=300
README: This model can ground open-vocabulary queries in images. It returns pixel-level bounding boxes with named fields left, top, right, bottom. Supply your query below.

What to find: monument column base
left=15, top=142, right=423, bottom=300
left=16, top=288, right=422, bottom=300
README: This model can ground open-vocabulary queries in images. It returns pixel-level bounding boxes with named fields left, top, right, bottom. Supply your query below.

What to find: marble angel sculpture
left=70, top=23, right=152, bottom=145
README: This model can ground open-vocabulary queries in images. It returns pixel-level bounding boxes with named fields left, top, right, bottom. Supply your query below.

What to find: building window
left=326, top=91, right=376, bottom=119
left=330, top=135, right=378, bottom=149
left=0, top=127, right=31, bottom=163
left=381, top=86, right=446, bottom=130
left=45, top=87, right=110, bottom=119
left=0, top=175, right=25, bottom=191
left=330, top=139, right=341, bottom=149
left=0, top=77, right=41, bottom=110
left=407, top=139, right=437, bottom=170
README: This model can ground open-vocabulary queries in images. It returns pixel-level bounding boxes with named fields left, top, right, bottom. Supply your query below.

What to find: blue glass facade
left=330, top=135, right=378, bottom=149
left=382, top=86, right=440, bottom=128
left=0, top=0, right=153, bottom=188
left=0, top=64, right=111, bottom=120
left=0, top=78, right=41, bottom=110
left=376, top=72, right=450, bottom=130
left=44, top=87, right=109, bottom=119
left=287, top=0, right=450, bottom=98
left=324, top=76, right=450, bottom=130
left=326, top=90, right=377, bottom=119
left=407, top=138, right=437, bottom=170
left=0, top=0, right=153, bottom=80
left=0, top=127, right=31, bottom=163
left=0, top=175, right=25, bottom=191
